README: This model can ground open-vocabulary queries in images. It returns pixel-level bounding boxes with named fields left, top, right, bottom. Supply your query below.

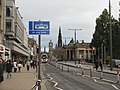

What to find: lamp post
left=62, top=37, right=71, bottom=63
left=38, top=34, right=41, bottom=90
left=68, top=29, right=82, bottom=64
left=109, top=0, right=113, bottom=71
left=63, top=37, right=72, bottom=45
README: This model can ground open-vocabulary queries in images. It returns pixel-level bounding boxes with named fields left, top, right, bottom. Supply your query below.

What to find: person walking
left=0, top=57, right=4, bottom=83
left=99, top=59, right=103, bottom=71
left=5, top=60, right=13, bottom=78
left=17, top=62, right=22, bottom=72
left=26, top=60, right=30, bottom=71
left=13, top=60, right=17, bottom=72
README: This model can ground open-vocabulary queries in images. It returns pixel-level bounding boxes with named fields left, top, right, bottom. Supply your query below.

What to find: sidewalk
left=0, top=66, right=47, bottom=90
left=58, top=61, right=120, bottom=75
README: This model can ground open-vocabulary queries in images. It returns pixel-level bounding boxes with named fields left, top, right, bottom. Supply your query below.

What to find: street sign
left=29, top=21, right=50, bottom=35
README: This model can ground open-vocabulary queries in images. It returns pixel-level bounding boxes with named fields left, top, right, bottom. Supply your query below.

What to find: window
left=6, top=22, right=12, bottom=31
left=6, top=6, right=13, bottom=17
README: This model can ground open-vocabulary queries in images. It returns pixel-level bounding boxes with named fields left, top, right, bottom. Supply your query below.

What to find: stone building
left=2, top=0, right=30, bottom=61
left=0, top=0, right=5, bottom=44
left=49, top=27, right=93, bottom=62
left=0, top=0, right=11, bottom=60
left=63, top=39, right=92, bottom=62
left=58, top=27, right=62, bottom=48
left=49, top=39, right=53, bottom=59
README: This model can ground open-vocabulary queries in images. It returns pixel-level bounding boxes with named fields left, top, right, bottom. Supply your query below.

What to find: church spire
left=58, top=26, right=62, bottom=47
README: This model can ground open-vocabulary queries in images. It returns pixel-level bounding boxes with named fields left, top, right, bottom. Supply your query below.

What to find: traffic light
left=36, top=46, right=39, bottom=53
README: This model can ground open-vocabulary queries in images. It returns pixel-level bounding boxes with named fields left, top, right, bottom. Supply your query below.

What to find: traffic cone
left=90, top=68, right=92, bottom=77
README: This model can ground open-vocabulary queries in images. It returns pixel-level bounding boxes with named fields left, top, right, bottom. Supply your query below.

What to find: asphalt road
left=42, top=63, right=120, bottom=90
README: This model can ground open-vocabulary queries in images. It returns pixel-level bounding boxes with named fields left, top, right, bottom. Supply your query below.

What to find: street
left=42, top=63, right=120, bottom=90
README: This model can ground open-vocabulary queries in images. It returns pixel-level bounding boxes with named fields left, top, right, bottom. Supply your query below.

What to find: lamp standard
left=63, top=37, right=72, bottom=45
left=109, top=0, right=113, bottom=71
left=68, top=29, right=82, bottom=64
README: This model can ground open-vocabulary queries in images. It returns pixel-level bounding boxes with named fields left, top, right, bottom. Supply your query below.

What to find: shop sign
left=0, top=45, right=5, bottom=53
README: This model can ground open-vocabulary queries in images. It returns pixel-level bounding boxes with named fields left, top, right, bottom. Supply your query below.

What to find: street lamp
left=63, top=37, right=72, bottom=45
left=109, top=0, right=113, bottom=71
left=68, top=29, right=82, bottom=64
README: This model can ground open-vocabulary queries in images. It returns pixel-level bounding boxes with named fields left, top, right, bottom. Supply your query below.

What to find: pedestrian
left=26, top=60, right=30, bottom=71
left=22, top=60, right=25, bottom=67
left=5, top=60, right=13, bottom=78
left=17, top=62, right=22, bottom=72
left=99, top=59, right=103, bottom=71
left=0, top=57, right=4, bottom=83
left=96, top=63, right=99, bottom=70
left=94, top=61, right=99, bottom=70
left=13, top=60, right=17, bottom=72
left=30, top=60, right=33, bottom=68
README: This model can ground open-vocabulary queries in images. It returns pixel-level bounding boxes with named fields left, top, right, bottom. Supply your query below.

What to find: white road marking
left=50, top=77, right=53, bottom=81
left=102, top=78, right=116, bottom=83
left=112, top=85, right=119, bottom=90
left=47, top=74, right=63, bottom=90
left=94, top=79, right=97, bottom=82
left=94, top=79, right=120, bottom=90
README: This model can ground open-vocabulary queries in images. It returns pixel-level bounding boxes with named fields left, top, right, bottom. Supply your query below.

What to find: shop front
left=0, top=44, right=11, bottom=60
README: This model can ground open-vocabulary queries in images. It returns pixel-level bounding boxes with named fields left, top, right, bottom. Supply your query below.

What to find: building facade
left=58, top=27, right=62, bottom=48
left=0, top=0, right=11, bottom=60
left=49, top=27, right=93, bottom=62
left=63, top=39, right=92, bottom=62
left=49, top=39, right=53, bottom=59
left=2, top=0, right=30, bottom=61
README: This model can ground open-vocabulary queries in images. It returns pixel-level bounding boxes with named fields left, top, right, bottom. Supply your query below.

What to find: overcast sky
left=15, top=0, right=119, bottom=48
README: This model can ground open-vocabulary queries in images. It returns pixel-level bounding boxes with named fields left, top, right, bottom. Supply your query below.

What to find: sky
left=15, top=0, right=119, bottom=49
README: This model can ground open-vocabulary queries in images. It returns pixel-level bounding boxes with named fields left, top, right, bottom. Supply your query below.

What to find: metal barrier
left=31, top=80, right=41, bottom=90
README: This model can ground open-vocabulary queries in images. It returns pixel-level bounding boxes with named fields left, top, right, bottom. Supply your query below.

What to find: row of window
left=6, top=6, right=24, bottom=42
left=6, top=6, right=13, bottom=17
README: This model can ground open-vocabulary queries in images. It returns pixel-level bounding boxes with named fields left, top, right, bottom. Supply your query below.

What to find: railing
left=49, top=61, right=120, bottom=84
left=31, top=79, right=41, bottom=90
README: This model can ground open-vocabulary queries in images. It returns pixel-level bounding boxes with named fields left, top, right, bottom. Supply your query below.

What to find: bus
left=41, top=53, right=48, bottom=63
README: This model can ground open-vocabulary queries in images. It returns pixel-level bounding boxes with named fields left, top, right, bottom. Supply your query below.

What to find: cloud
left=16, top=0, right=119, bottom=48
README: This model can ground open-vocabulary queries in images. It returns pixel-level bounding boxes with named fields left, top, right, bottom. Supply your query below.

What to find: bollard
left=56, top=63, right=57, bottom=67
left=68, top=66, right=69, bottom=72
left=117, top=70, right=119, bottom=84
left=100, top=71, right=103, bottom=79
left=82, top=67, right=84, bottom=76
left=90, top=68, right=92, bottom=77
left=58, top=64, right=60, bottom=69
left=62, top=63, right=63, bottom=71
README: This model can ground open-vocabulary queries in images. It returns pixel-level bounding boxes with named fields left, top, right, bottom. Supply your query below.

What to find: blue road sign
left=29, top=21, right=50, bottom=35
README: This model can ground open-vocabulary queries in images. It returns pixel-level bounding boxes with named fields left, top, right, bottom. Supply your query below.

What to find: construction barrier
left=90, top=68, right=92, bottom=77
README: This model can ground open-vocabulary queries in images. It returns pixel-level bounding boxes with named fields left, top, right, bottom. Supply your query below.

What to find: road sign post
left=29, top=21, right=50, bottom=90
left=29, top=21, right=50, bottom=35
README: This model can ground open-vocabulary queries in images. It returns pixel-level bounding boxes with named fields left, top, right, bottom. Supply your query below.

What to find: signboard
left=29, top=21, right=50, bottom=35
left=0, top=44, right=5, bottom=53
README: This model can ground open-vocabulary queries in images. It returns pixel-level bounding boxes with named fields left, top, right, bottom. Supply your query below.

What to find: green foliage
left=91, top=8, right=120, bottom=59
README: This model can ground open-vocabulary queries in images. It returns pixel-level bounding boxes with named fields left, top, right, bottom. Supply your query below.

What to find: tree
left=112, top=20, right=120, bottom=58
left=91, top=9, right=120, bottom=64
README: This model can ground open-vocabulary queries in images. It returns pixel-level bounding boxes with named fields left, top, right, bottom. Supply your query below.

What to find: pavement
left=1, top=61, right=119, bottom=90
left=58, top=61, right=120, bottom=75
left=0, top=65, right=47, bottom=90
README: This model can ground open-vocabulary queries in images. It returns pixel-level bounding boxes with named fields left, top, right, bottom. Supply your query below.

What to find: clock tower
left=49, top=40, right=53, bottom=59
